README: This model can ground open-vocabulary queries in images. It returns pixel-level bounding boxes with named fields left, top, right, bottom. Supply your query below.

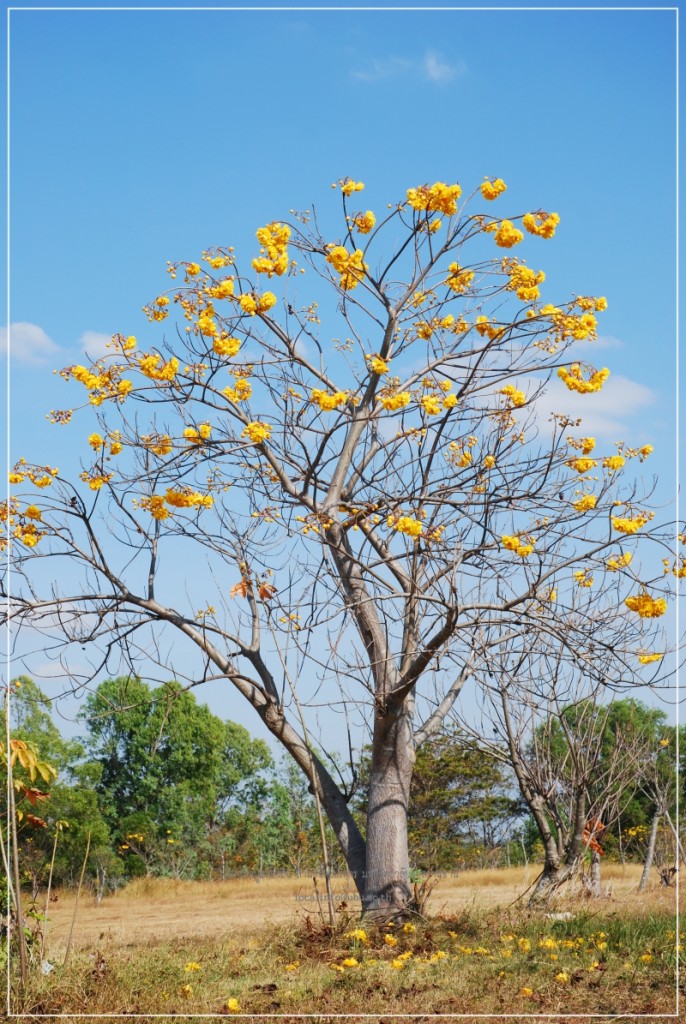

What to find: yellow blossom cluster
left=239, top=291, right=277, bottom=315
left=567, top=436, right=596, bottom=455
left=143, top=295, right=170, bottom=322
left=444, top=262, right=475, bottom=295
left=378, top=390, right=412, bottom=412
left=447, top=435, right=477, bottom=468
left=612, top=512, right=653, bottom=534
left=406, top=181, right=462, bottom=215
left=311, top=388, right=348, bottom=411
left=557, top=363, right=610, bottom=393
left=637, top=652, right=663, bottom=664
left=242, top=421, right=272, bottom=444
left=487, top=220, right=524, bottom=249
left=183, top=423, right=212, bottom=445
left=80, top=471, right=114, bottom=491
left=603, top=455, right=625, bottom=471
left=367, top=354, right=389, bottom=375
left=203, top=249, right=233, bottom=270
left=208, top=277, right=235, bottom=300
left=353, top=210, right=376, bottom=234
left=505, top=261, right=546, bottom=302
left=476, top=316, right=503, bottom=342
left=501, top=535, right=536, bottom=558
left=574, top=569, right=594, bottom=588
left=500, top=383, right=526, bottom=407
left=253, top=222, right=291, bottom=277
left=480, top=178, right=507, bottom=200
left=523, top=211, right=560, bottom=238
left=625, top=592, right=668, bottom=618
left=223, top=378, right=252, bottom=403
left=325, top=245, right=368, bottom=291
left=337, top=178, right=365, bottom=196
left=212, top=335, right=241, bottom=358
left=88, top=431, right=123, bottom=456
left=165, top=488, right=214, bottom=509
left=9, top=460, right=59, bottom=488
left=60, top=362, right=133, bottom=405
left=138, top=353, right=179, bottom=382
left=388, top=514, right=423, bottom=538
left=565, top=457, right=598, bottom=474
left=142, top=434, right=174, bottom=457
left=573, top=494, right=597, bottom=512
left=607, top=551, right=632, bottom=572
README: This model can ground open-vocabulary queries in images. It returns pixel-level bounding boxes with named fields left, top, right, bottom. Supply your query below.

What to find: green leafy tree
left=81, top=677, right=272, bottom=877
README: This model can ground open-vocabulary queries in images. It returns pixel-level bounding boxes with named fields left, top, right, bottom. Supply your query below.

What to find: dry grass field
left=41, top=863, right=667, bottom=950
left=13, top=865, right=682, bottom=1020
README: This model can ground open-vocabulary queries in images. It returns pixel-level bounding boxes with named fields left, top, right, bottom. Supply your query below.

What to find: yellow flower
left=520, top=987, right=534, bottom=997
left=607, top=551, right=632, bottom=572
left=311, top=388, right=348, bottom=411
left=638, top=652, right=663, bottom=665
left=8, top=472, right=25, bottom=484
left=402, top=923, right=415, bottom=933
left=603, top=455, right=625, bottom=471
left=242, top=422, right=272, bottom=444
left=493, top=220, right=524, bottom=248
left=421, top=395, right=441, bottom=416
left=226, top=997, right=241, bottom=1013
left=326, top=245, right=367, bottom=290
left=517, top=938, right=531, bottom=953
left=500, top=383, right=526, bottom=407
left=566, top=457, right=598, bottom=474
left=483, top=455, right=496, bottom=470
left=573, top=494, right=597, bottom=512
left=523, top=211, right=560, bottom=238
left=345, top=928, right=368, bottom=943
left=24, top=505, right=42, bottom=521
left=611, top=513, right=651, bottom=534
left=353, top=210, right=376, bottom=234
left=368, top=355, right=389, bottom=375
left=213, top=336, right=241, bottom=358
left=625, top=593, right=667, bottom=618
left=442, top=394, right=458, bottom=410
left=284, top=961, right=300, bottom=971
left=389, top=515, right=423, bottom=539
left=342, top=957, right=360, bottom=967
left=640, top=953, right=653, bottom=963
left=179, top=983, right=193, bottom=997
left=558, top=364, right=610, bottom=394
left=340, top=178, right=365, bottom=196
left=184, top=962, right=201, bottom=972
left=407, top=181, right=462, bottom=215
left=210, top=277, right=235, bottom=299
left=384, top=934, right=398, bottom=947
left=555, top=971, right=570, bottom=983
left=480, top=178, right=507, bottom=200
left=88, top=432, right=104, bottom=450
left=379, top=390, right=411, bottom=411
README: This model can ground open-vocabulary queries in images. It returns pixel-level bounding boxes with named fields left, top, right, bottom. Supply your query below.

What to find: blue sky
left=3, top=3, right=681, bottom=746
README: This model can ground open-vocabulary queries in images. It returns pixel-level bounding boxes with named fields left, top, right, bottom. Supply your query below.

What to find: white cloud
left=531, top=374, right=657, bottom=440
left=351, top=50, right=466, bottom=85
left=0, top=322, right=61, bottom=364
left=79, top=330, right=112, bottom=360
left=424, top=50, right=466, bottom=84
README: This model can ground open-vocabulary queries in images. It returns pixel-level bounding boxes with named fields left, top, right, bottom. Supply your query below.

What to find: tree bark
left=362, top=696, right=414, bottom=917
left=638, top=810, right=660, bottom=891
left=589, top=851, right=602, bottom=897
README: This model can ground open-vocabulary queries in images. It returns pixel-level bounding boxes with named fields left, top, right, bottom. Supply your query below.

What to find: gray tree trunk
left=362, top=697, right=414, bottom=917
left=589, top=851, right=602, bottom=897
left=638, top=811, right=660, bottom=891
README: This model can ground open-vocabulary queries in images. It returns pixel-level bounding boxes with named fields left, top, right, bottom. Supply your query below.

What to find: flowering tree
left=3, top=176, right=677, bottom=916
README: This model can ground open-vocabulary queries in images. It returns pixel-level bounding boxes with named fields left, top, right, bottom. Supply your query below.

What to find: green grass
left=12, top=904, right=681, bottom=1019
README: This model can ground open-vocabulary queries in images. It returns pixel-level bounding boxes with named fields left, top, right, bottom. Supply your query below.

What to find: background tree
left=4, top=175, right=675, bottom=916
left=80, top=677, right=273, bottom=878
left=467, top=645, right=661, bottom=901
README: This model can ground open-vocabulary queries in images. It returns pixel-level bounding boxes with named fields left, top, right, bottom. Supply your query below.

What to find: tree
left=4, top=175, right=676, bottom=916
left=80, top=677, right=272, bottom=877
left=467, top=644, right=663, bottom=901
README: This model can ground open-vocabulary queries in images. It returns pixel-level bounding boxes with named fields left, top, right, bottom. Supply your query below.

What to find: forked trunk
left=362, top=697, right=414, bottom=917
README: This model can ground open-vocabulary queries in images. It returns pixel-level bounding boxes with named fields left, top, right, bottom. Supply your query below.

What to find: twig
left=63, top=830, right=90, bottom=966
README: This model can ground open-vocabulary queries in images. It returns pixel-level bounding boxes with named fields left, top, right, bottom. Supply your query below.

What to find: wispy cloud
left=79, top=330, right=112, bottom=360
left=351, top=49, right=466, bottom=85
left=0, top=322, right=62, bottom=364
left=531, top=373, right=657, bottom=440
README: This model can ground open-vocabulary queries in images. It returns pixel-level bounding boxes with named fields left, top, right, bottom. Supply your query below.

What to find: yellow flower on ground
left=402, top=923, right=416, bottom=933
left=520, top=987, right=533, bottom=997
left=555, top=971, right=570, bottom=983
left=342, top=957, right=360, bottom=967
left=284, top=961, right=300, bottom=971
left=226, top=997, right=241, bottom=1013
left=184, top=962, right=201, bottom=972
left=179, top=983, right=193, bottom=997
left=345, top=928, right=368, bottom=943
left=384, top=934, right=398, bottom=947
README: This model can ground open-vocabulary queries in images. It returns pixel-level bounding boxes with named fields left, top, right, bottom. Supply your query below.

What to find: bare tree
left=463, top=642, right=660, bottom=903
left=3, top=176, right=675, bottom=916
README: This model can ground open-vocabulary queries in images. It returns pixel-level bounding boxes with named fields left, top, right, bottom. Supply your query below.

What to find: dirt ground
left=40, top=863, right=677, bottom=954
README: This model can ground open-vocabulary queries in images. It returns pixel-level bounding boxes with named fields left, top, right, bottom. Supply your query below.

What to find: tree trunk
left=529, top=856, right=568, bottom=903
left=589, top=851, right=602, bottom=897
left=638, top=811, right=660, bottom=891
left=362, top=697, right=414, bottom=917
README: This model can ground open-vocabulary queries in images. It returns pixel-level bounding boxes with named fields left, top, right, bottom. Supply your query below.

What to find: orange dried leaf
left=258, top=583, right=277, bottom=601
left=230, top=580, right=250, bottom=599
